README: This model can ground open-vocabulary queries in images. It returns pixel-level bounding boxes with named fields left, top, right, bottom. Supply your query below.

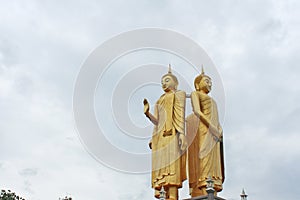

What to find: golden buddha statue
left=186, top=68, right=225, bottom=197
left=143, top=65, right=187, bottom=200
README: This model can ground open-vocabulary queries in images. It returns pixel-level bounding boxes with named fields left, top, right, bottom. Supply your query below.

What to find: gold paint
left=144, top=67, right=187, bottom=200
left=186, top=69, right=225, bottom=197
left=144, top=66, right=225, bottom=199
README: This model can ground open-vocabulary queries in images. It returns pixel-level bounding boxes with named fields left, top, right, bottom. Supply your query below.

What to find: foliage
left=59, top=196, right=72, bottom=200
left=0, top=190, right=25, bottom=200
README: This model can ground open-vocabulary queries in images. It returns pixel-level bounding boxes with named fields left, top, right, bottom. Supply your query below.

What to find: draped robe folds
left=151, top=90, right=187, bottom=191
left=186, top=91, right=225, bottom=193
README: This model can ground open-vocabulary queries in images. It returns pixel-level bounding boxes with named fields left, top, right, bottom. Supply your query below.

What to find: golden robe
left=187, top=91, right=225, bottom=193
left=151, top=90, right=187, bottom=192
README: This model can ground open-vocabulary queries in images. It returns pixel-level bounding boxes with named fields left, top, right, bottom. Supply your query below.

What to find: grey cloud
left=23, top=180, right=34, bottom=194
left=19, top=168, right=38, bottom=177
left=0, top=39, right=20, bottom=67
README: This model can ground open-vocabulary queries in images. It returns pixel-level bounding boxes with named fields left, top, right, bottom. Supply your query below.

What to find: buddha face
left=161, top=75, right=177, bottom=92
left=198, top=76, right=212, bottom=93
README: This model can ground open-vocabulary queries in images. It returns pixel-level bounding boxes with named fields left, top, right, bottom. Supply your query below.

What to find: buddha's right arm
left=146, top=112, right=158, bottom=125
left=144, top=99, right=158, bottom=125
left=191, top=92, right=209, bottom=126
left=191, top=93, right=221, bottom=139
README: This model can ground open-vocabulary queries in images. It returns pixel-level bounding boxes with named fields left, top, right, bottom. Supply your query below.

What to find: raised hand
left=143, top=98, right=150, bottom=116
left=149, top=140, right=152, bottom=149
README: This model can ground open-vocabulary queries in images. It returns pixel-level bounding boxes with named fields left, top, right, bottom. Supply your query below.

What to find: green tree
left=59, top=196, right=72, bottom=200
left=0, top=190, right=25, bottom=200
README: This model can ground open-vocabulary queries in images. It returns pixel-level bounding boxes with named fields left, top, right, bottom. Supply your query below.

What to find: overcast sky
left=1, top=0, right=300, bottom=200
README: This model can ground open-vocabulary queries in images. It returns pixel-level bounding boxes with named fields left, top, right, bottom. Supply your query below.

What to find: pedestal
left=183, top=195, right=226, bottom=200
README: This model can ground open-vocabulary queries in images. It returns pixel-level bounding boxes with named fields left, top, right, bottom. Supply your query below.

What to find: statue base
left=183, top=195, right=226, bottom=200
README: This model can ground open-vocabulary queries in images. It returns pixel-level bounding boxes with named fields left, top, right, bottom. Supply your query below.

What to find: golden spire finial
left=168, top=64, right=172, bottom=74
left=201, top=64, right=205, bottom=75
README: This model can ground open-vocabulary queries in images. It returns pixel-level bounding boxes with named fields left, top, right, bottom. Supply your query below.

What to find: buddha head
left=161, top=64, right=178, bottom=92
left=194, top=67, right=212, bottom=93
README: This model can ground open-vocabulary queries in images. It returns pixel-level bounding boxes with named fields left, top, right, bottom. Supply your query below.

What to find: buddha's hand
left=143, top=99, right=150, bottom=116
left=179, top=133, right=187, bottom=151
left=218, top=125, right=223, bottom=136
left=209, top=125, right=222, bottom=140
left=149, top=140, right=152, bottom=149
